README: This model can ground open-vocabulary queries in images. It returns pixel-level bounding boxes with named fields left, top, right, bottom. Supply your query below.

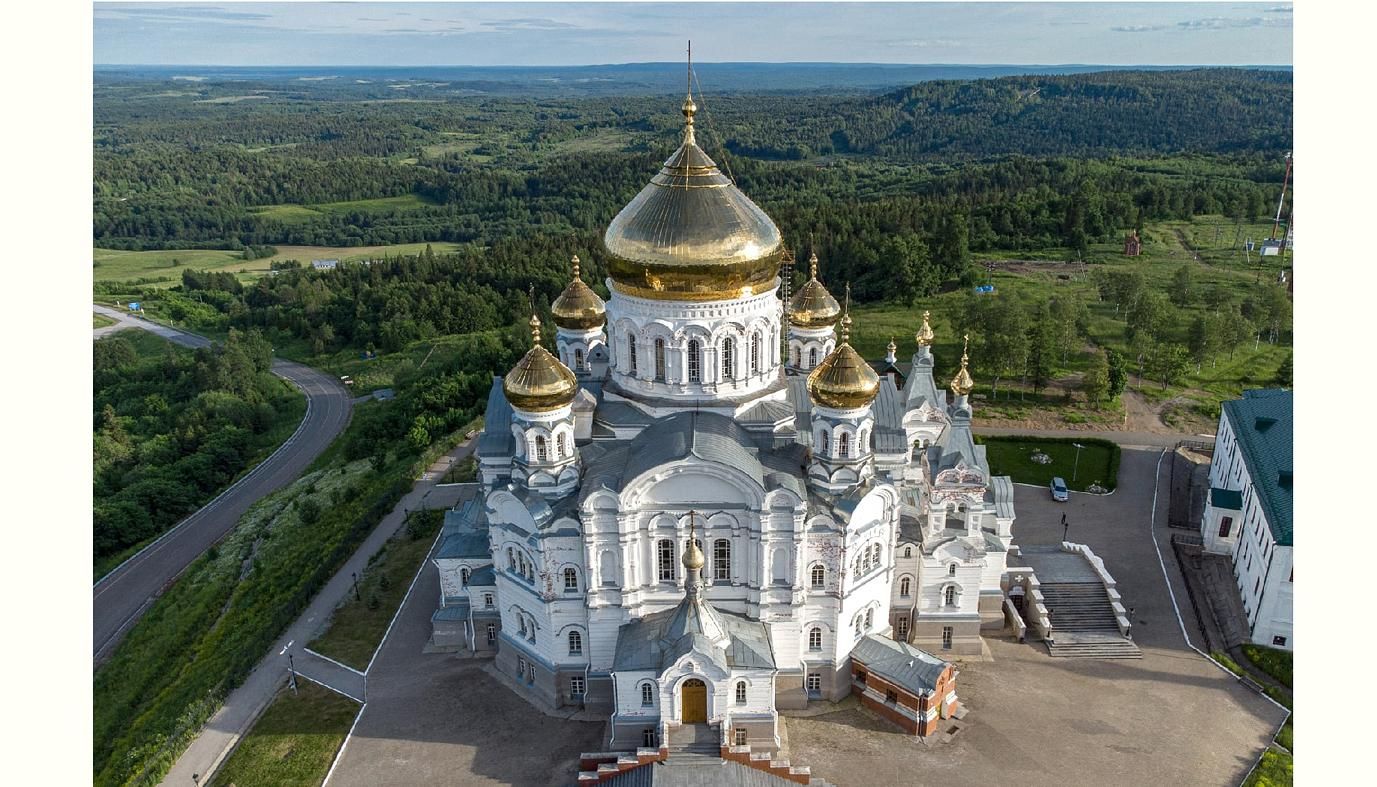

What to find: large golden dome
left=807, top=291, right=880, bottom=410
left=550, top=255, right=606, bottom=330
left=504, top=315, right=578, bottom=412
left=603, top=94, right=783, bottom=301
left=788, top=251, right=842, bottom=328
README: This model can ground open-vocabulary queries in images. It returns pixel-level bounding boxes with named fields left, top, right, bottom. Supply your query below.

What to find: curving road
left=93, top=305, right=354, bottom=666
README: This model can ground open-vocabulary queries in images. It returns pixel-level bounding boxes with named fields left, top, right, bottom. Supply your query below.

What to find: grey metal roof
left=613, top=602, right=775, bottom=672
left=903, top=354, right=942, bottom=412
left=851, top=634, right=949, bottom=696
left=991, top=476, right=1015, bottom=519
left=579, top=442, right=632, bottom=503
left=595, top=400, right=655, bottom=428
left=1221, top=389, right=1292, bottom=546
left=871, top=377, right=908, bottom=453
left=623, top=412, right=764, bottom=488
left=466, top=565, right=496, bottom=586
left=436, top=499, right=490, bottom=559
left=432, top=605, right=469, bottom=622
left=477, top=377, right=514, bottom=458
left=898, top=513, right=924, bottom=544
left=601, top=758, right=801, bottom=786
left=739, top=398, right=794, bottom=425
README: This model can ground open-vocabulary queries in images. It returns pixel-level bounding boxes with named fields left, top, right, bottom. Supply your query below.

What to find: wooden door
left=681, top=679, right=707, bottom=723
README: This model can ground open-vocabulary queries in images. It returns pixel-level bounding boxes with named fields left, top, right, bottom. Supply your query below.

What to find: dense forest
left=93, top=330, right=302, bottom=568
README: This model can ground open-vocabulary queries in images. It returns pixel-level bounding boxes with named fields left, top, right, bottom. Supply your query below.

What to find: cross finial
left=571, top=254, right=581, bottom=280
left=528, top=284, right=541, bottom=346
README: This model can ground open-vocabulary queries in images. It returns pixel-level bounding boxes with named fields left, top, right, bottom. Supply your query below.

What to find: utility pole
left=288, top=653, right=298, bottom=695
left=1072, top=443, right=1084, bottom=483
left=352, top=571, right=361, bottom=602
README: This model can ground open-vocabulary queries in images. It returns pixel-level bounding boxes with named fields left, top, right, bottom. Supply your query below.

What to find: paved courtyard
left=327, top=448, right=1284, bottom=787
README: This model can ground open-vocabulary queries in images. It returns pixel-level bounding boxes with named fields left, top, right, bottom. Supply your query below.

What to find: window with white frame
left=654, top=338, right=666, bottom=382
left=484, top=593, right=494, bottom=608
left=461, top=566, right=470, bottom=586
left=942, top=626, right=953, bottom=649
left=904, top=546, right=912, bottom=558
left=808, top=627, right=822, bottom=651
left=658, top=539, right=676, bottom=582
left=568, top=630, right=583, bottom=655
left=864, top=608, right=874, bottom=630
left=564, top=567, right=578, bottom=591
left=486, top=623, right=496, bottom=643
left=535, top=436, right=548, bottom=462
left=571, top=675, right=585, bottom=697
left=628, top=335, right=638, bottom=376
left=900, top=577, right=911, bottom=597
left=517, top=656, right=525, bottom=677
left=820, top=430, right=830, bottom=455
left=574, top=348, right=584, bottom=370
left=714, top=539, right=731, bottom=581
left=641, top=682, right=655, bottom=706
left=811, top=564, right=825, bottom=588
left=838, top=432, right=850, bottom=459
left=793, top=347, right=801, bottom=367
left=557, top=432, right=568, bottom=458
left=948, top=563, right=957, bottom=577
left=944, top=586, right=957, bottom=606
left=809, top=347, right=818, bottom=368
left=735, top=728, right=747, bottom=746
left=735, top=681, right=747, bottom=704
left=806, top=673, right=821, bottom=694
left=750, top=332, right=761, bottom=375
left=688, top=340, right=702, bottom=383
left=896, top=617, right=909, bottom=640
left=722, top=337, right=736, bottom=379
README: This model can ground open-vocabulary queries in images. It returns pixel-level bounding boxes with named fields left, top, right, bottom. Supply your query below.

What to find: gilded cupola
left=950, top=334, right=975, bottom=397
left=915, top=310, right=935, bottom=347
left=602, top=91, right=783, bottom=301
left=503, top=313, right=579, bottom=412
left=550, top=255, right=606, bottom=330
left=788, top=251, right=842, bottom=328
left=807, top=285, right=880, bottom=410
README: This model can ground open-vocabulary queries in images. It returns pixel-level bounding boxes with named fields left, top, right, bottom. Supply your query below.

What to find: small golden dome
left=788, top=251, right=842, bottom=328
left=683, top=512, right=706, bottom=571
left=950, top=334, right=975, bottom=397
left=807, top=286, right=880, bottom=410
left=602, top=92, right=783, bottom=301
left=503, top=314, right=578, bottom=412
left=915, top=310, right=935, bottom=347
left=550, top=255, right=606, bottom=330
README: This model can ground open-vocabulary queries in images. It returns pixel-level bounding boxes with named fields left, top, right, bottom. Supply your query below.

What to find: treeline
left=93, top=329, right=301, bottom=565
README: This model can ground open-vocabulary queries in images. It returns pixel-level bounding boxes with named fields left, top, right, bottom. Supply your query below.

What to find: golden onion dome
left=915, top=310, right=935, bottom=347
left=602, top=93, right=783, bottom=301
left=788, top=251, right=842, bottom=328
left=550, top=255, right=606, bottom=330
left=807, top=286, right=880, bottom=410
left=950, top=334, right=975, bottom=397
left=503, top=314, right=578, bottom=412
left=683, top=514, right=706, bottom=571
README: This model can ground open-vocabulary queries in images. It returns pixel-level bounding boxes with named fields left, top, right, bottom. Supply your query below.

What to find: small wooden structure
left=1123, top=230, right=1142, bottom=257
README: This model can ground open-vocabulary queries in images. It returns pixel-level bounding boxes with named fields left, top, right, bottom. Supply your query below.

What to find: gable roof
left=852, top=634, right=949, bottom=696
left=1222, top=389, right=1293, bottom=545
left=623, top=411, right=764, bottom=487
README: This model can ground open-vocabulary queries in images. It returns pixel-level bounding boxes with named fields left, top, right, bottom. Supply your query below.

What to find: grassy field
left=975, top=436, right=1120, bottom=492
left=208, top=680, right=359, bottom=787
left=307, top=509, right=444, bottom=671
left=249, top=194, right=439, bottom=224
left=1242, top=644, right=1293, bottom=688
left=93, top=313, right=116, bottom=329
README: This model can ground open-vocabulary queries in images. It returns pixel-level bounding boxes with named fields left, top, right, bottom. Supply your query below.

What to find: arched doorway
left=681, top=679, right=707, bottom=723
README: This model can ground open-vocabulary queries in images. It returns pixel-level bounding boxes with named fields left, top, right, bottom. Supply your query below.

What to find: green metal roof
left=1210, top=487, right=1243, bottom=510
left=1222, top=389, right=1293, bottom=546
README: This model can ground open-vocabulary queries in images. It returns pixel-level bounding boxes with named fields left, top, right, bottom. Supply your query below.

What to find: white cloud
left=1112, top=25, right=1168, bottom=33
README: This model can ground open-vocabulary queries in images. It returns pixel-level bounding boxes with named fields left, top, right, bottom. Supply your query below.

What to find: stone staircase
left=1040, top=582, right=1142, bottom=659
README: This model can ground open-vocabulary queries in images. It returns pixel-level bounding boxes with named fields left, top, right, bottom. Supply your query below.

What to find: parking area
left=326, top=449, right=1284, bottom=787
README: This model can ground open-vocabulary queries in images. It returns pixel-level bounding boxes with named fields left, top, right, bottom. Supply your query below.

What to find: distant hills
left=93, top=62, right=1290, bottom=96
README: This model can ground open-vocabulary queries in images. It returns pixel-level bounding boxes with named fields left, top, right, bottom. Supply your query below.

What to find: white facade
left=1201, top=390, right=1293, bottom=651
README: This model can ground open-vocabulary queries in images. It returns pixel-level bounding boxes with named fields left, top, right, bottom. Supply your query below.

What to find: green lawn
left=1275, top=719, right=1293, bottom=752
left=439, top=455, right=478, bottom=484
left=208, top=680, right=359, bottom=787
left=975, top=436, right=1120, bottom=492
left=306, top=509, right=444, bottom=671
left=1243, top=749, right=1293, bottom=787
left=1242, top=644, right=1293, bottom=688
left=93, top=247, right=251, bottom=282
left=93, top=313, right=116, bottom=329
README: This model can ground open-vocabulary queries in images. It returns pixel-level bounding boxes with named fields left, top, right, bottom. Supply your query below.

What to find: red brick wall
left=851, top=660, right=957, bottom=737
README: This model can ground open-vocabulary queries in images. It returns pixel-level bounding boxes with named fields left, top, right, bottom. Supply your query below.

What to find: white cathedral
left=431, top=91, right=1018, bottom=751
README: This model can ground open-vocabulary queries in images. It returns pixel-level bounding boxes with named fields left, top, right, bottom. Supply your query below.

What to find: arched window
left=688, top=339, right=702, bottom=383
left=535, top=435, right=548, bottom=462
left=864, top=608, right=874, bottom=630
left=653, top=338, right=666, bottom=382
left=820, top=430, right=830, bottom=455
left=526, top=616, right=536, bottom=641
left=568, top=630, right=583, bottom=655
left=810, top=564, right=825, bottom=588
left=858, top=429, right=869, bottom=453
left=871, top=543, right=882, bottom=566
left=517, top=615, right=527, bottom=636
left=507, top=547, right=514, bottom=570
left=809, top=347, right=818, bottom=368
left=900, top=577, right=911, bottom=597
left=658, top=539, right=676, bottom=582
left=809, top=627, right=822, bottom=651
left=771, top=547, right=788, bottom=585
left=574, top=348, right=584, bottom=370
left=556, top=433, right=568, bottom=459
left=721, top=337, right=735, bottom=380
left=853, top=555, right=862, bottom=576
left=948, top=563, right=957, bottom=577
left=793, top=346, right=801, bottom=368
left=904, top=546, right=912, bottom=558
left=838, top=432, right=850, bottom=459
left=628, top=335, right=638, bottom=376
left=854, top=615, right=864, bottom=638
left=461, top=566, right=471, bottom=586
left=735, top=681, right=747, bottom=704
left=641, top=682, right=654, bottom=707
left=563, top=567, right=578, bottom=591
left=945, top=586, right=957, bottom=606
left=750, top=332, right=761, bottom=375
left=713, top=539, right=731, bottom=581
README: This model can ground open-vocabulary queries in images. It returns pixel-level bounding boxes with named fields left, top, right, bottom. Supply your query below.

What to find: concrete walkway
left=158, top=439, right=479, bottom=787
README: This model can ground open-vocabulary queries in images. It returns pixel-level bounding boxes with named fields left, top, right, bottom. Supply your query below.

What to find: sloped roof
left=1222, top=389, right=1293, bottom=545
left=623, top=412, right=764, bottom=487
left=852, top=634, right=949, bottom=696
left=1210, top=487, right=1244, bottom=510
left=436, top=499, right=490, bottom=560
left=613, top=602, right=775, bottom=672
left=477, top=377, right=515, bottom=458
left=871, top=377, right=908, bottom=452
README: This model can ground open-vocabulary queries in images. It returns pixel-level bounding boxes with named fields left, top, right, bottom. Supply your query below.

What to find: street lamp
left=288, top=653, right=298, bottom=695
left=1061, top=512, right=1069, bottom=543
left=352, top=572, right=361, bottom=602
left=1072, top=443, right=1084, bottom=483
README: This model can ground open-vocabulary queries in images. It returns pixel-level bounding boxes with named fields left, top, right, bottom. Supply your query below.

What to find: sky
left=94, top=2, right=1293, bottom=66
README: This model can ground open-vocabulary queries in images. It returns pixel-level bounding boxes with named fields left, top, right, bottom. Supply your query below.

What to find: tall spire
left=528, top=284, right=542, bottom=346
left=682, top=40, right=697, bottom=146
left=839, top=282, right=853, bottom=345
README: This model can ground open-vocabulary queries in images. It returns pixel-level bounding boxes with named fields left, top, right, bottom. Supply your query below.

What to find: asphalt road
left=93, top=305, right=354, bottom=666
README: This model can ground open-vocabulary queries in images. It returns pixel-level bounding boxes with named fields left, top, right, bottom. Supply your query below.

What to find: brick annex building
left=428, top=88, right=1012, bottom=752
